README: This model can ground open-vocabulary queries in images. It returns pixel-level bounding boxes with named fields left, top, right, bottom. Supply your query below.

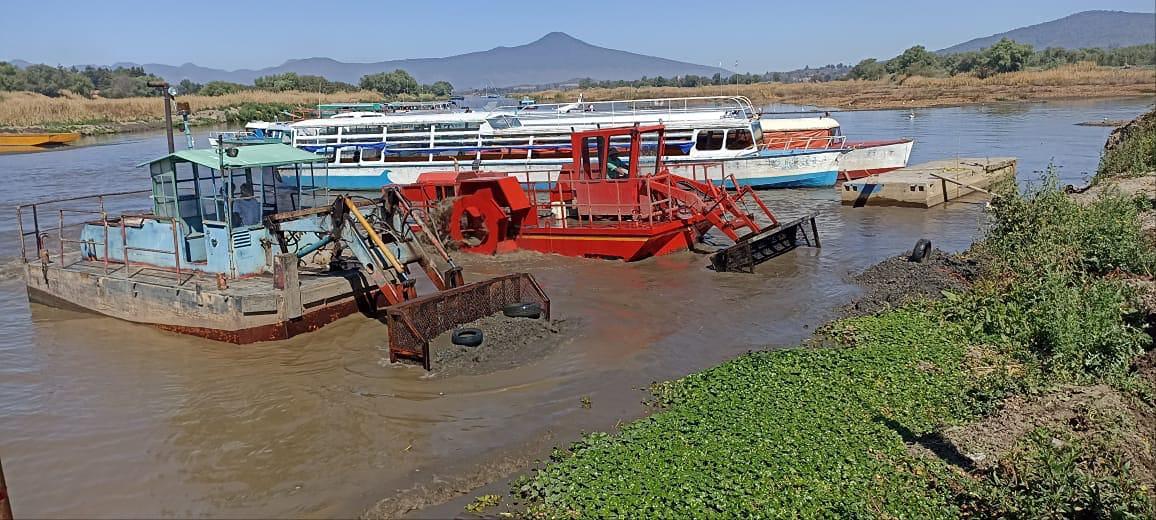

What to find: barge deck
left=840, top=157, right=1016, bottom=207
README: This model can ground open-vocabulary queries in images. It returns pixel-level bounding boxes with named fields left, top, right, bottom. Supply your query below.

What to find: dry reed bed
left=533, top=64, right=1156, bottom=109
left=0, top=90, right=384, bottom=127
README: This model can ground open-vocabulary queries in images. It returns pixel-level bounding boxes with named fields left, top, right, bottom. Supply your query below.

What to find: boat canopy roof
left=139, top=144, right=324, bottom=170
left=757, top=117, right=840, bottom=131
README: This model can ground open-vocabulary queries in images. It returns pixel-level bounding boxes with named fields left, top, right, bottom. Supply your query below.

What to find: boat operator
left=233, top=183, right=262, bottom=226
left=607, top=148, right=629, bottom=179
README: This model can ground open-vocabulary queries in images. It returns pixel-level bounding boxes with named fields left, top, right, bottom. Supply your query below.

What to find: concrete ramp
left=841, top=158, right=1016, bottom=208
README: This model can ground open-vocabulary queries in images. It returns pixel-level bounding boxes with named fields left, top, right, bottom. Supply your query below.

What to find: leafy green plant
left=465, top=494, right=502, bottom=513
left=514, top=310, right=976, bottom=517
left=1097, top=115, right=1156, bottom=180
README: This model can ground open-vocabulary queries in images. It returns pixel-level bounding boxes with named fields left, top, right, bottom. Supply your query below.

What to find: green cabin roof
left=140, top=144, right=324, bottom=170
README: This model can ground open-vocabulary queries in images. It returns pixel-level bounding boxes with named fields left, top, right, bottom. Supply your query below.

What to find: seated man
left=232, top=183, right=262, bottom=227
left=606, top=148, right=630, bottom=179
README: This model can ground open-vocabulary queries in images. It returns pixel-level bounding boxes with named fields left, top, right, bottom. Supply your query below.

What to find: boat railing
left=761, top=134, right=848, bottom=150
left=505, top=95, right=758, bottom=119
left=14, top=190, right=186, bottom=280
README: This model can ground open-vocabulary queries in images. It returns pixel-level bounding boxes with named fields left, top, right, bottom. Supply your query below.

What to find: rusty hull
left=24, top=260, right=379, bottom=345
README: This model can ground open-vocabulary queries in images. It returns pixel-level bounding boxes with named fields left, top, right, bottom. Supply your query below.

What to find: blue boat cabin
left=80, top=144, right=329, bottom=278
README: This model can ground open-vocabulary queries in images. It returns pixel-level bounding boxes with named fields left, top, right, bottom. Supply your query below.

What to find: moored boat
left=278, top=96, right=845, bottom=190
left=756, top=115, right=913, bottom=180
left=0, top=132, right=81, bottom=147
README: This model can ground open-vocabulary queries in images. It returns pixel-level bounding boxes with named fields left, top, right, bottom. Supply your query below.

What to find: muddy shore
left=426, top=313, right=576, bottom=378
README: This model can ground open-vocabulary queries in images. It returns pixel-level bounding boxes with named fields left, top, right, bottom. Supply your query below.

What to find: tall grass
left=0, top=90, right=384, bottom=128
left=532, top=63, right=1155, bottom=108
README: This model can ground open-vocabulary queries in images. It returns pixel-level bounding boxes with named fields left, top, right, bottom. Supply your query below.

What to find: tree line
left=0, top=65, right=455, bottom=99
left=0, top=63, right=169, bottom=97
left=573, top=64, right=851, bottom=90
left=849, top=39, right=1155, bottom=80
left=567, top=39, right=1154, bottom=90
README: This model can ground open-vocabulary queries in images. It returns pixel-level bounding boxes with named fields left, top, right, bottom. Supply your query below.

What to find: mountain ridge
left=938, top=10, right=1155, bottom=54
left=131, top=32, right=729, bottom=89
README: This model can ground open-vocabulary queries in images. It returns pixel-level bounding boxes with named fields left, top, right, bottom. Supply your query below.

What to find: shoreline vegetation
left=0, top=90, right=387, bottom=135
left=0, top=66, right=447, bottom=136
left=443, top=110, right=1156, bottom=518
left=534, top=40, right=1155, bottom=110
left=531, top=63, right=1155, bottom=110
left=1, top=65, right=1150, bottom=136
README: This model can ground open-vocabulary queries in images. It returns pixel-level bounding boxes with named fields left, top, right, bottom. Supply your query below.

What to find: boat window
left=487, top=116, right=522, bottom=130
left=640, top=132, right=662, bottom=176
left=581, top=136, right=604, bottom=179
left=751, top=121, right=764, bottom=144
left=726, top=129, right=754, bottom=150
left=435, top=121, right=481, bottom=131
left=341, top=125, right=383, bottom=135
left=361, top=147, right=382, bottom=162
left=338, top=148, right=359, bottom=164
left=388, top=123, right=431, bottom=134
left=696, top=130, right=725, bottom=151
left=323, top=148, right=336, bottom=163
left=317, top=126, right=339, bottom=136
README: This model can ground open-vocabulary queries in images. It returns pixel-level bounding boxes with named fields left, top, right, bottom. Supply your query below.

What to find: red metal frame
left=406, top=125, right=785, bottom=262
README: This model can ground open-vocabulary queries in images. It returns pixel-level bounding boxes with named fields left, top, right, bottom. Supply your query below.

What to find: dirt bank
left=941, top=384, right=1156, bottom=486
left=426, top=312, right=576, bottom=378
left=841, top=247, right=976, bottom=317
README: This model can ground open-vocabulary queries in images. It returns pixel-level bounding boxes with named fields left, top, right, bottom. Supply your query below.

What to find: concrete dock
left=840, top=157, right=1016, bottom=207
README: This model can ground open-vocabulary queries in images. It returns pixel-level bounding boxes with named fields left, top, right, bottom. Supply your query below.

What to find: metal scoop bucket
left=709, top=214, right=821, bottom=273
left=384, top=272, right=550, bottom=369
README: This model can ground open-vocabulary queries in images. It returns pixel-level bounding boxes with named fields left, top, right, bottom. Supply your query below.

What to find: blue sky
left=2, top=0, right=1153, bottom=72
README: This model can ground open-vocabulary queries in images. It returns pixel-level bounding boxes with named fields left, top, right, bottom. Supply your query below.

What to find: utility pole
left=148, top=80, right=176, bottom=153
left=1, top=454, right=12, bottom=520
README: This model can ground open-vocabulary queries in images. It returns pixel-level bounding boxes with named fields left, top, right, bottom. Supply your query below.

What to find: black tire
left=451, top=327, right=484, bottom=347
left=503, top=302, right=542, bottom=319
left=909, top=239, right=932, bottom=263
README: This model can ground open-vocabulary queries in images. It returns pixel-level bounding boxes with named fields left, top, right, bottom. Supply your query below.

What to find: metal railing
left=503, top=95, right=759, bottom=119
left=15, top=190, right=185, bottom=279
left=761, top=134, right=848, bottom=150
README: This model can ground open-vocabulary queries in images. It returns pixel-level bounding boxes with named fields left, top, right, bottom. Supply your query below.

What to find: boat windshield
left=487, top=115, right=522, bottom=130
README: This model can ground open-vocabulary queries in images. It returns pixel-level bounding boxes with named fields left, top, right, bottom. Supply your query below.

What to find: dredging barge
left=16, top=144, right=548, bottom=368
left=402, top=124, right=820, bottom=271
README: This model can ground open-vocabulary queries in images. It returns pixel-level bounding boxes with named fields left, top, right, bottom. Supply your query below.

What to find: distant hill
left=939, top=10, right=1155, bottom=54
left=121, top=32, right=728, bottom=89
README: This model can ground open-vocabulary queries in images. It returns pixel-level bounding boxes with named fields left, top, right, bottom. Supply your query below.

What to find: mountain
left=133, top=32, right=728, bottom=89
left=939, top=10, right=1156, bottom=54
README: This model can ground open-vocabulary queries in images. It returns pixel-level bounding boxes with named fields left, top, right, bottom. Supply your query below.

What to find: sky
left=2, top=0, right=1153, bottom=73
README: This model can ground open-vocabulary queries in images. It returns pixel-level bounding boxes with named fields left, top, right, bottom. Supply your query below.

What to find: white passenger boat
left=278, top=96, right=846, bottom=190
left=518, top=96, right=912, bottom=181
left=756, top=116, right=913, bottom=181
left=208, top=121, right=292, bottom=147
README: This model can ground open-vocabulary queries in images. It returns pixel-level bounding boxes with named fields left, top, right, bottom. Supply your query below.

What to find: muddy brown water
left=0, top=98, right=1150, bottom=518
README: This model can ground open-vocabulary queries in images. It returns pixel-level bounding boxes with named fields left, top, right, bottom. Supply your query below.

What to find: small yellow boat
left=0, top=132, right=81, bottom=147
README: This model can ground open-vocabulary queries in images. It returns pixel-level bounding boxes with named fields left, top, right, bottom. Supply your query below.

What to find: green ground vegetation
left=505, top=165, right=1156, bottom=517
left=1097, top=109, right=1156, bottom=181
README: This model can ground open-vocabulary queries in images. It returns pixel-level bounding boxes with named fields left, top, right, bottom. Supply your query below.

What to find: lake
left=0, top=97, right=1150, bottom=518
